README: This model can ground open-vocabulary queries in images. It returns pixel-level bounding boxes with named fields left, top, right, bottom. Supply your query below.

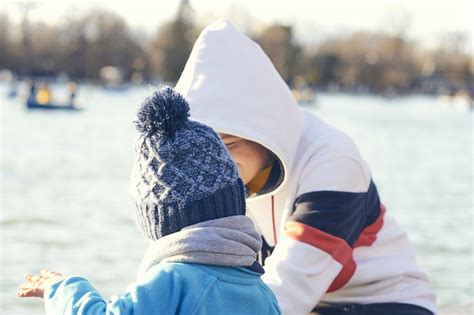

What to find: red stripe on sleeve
left=353, top=204, right=386, bottom=248
left=327, top=259, right=356, bottom=292
left=329, top=204, right=386, bottom=292
left=284, top=204, right=387, bottom=293
left=285, top=221, right=352, bottom=266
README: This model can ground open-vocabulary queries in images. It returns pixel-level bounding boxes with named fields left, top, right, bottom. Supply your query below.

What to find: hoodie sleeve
left=44, top=272, right=183, bottom=315
left=262, top=151, right=383, bottom=315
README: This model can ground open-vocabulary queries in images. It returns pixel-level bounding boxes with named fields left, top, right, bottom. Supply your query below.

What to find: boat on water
left=26, top=81, right=82, bottom=111
left=26, top=97, right=81, bottom=111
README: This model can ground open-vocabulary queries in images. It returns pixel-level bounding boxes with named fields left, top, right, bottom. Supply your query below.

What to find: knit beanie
left=130, top=87, right=246, bottom=240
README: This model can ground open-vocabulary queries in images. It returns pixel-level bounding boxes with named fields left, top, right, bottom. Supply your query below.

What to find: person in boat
left=68, top=82, right=78, bottom=107
left=17, top=87, right=281, bottom=315
left=174, top=19, right=437, bottom=315
left=36, top=83, right=52, bottom=104
left=27, top=80, right=37, bottom=101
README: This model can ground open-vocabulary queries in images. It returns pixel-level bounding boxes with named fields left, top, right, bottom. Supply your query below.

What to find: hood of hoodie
left=175, top=19, right=305, bottom=200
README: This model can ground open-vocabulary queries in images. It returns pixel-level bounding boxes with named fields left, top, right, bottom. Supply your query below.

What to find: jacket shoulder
left=297, top=115, right=372, bottom=194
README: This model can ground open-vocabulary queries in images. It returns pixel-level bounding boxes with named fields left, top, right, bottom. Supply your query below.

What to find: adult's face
left=219, top=133, right=274, bottom=184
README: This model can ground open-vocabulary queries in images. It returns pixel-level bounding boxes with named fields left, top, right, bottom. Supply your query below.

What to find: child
left=18, top=87, right=281, bottom=315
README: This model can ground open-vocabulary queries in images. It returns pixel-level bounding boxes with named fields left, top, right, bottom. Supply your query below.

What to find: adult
left=175, top=20, right=436, bottom=315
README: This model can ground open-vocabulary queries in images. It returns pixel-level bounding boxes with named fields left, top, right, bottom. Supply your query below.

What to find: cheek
left=238, top=148, right=261, bottom=176
left=230, top=149, right=245, bottom=169
left=226, top=142, right=269, bottom=182
left=226, top=148, right=242, bottom=167
left=226, top=148, right=249, bottom=175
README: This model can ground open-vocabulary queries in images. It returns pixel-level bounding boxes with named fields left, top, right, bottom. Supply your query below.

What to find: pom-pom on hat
left=130, top=87, right=246, bottom=240
left=134, top=87, right=190, bottom=137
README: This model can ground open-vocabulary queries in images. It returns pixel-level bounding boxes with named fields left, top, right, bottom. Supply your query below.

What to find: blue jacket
left=44, top=262, right=281, bottom=315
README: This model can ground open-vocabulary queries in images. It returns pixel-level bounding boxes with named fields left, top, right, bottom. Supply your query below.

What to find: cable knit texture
left=130, top=87, right=246, bottom=240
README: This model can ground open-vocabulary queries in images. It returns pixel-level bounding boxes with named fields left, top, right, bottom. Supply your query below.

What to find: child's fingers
left=17, top=288, right=30, bottom=296
left=17, top=288, right=34, bottom=297
left=19, top=270, right=63, bottom=299
left=19, top=282, right=32, bottom=289
left=17, top=287, right=44, bottom=298
left=17, top=289, right=36, bottom=297
left=25, top=274, right=41, bottom=282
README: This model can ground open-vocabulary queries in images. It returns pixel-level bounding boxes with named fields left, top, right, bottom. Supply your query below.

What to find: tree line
left=0, top=9, right=471, bottom=95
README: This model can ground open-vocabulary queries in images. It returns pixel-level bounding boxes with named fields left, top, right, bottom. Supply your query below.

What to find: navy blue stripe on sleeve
left=288, top=181, right=381, bottom=246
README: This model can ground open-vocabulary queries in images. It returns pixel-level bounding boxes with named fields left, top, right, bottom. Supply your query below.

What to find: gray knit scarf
left=137, top=215, right=262, bottom=281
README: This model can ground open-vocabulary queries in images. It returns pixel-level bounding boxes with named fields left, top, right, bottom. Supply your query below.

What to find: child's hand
left=17, top=269, right=65, bottom=298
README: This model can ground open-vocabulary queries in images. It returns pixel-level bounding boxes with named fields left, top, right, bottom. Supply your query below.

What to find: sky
left=3, top=0, right=473, bottom=51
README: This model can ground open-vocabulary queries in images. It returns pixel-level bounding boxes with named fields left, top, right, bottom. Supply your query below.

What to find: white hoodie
left=175, top=19, right=437, bottom=315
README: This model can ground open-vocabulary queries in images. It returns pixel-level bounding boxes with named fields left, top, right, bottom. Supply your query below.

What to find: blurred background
left=1, top=0, right=472, bottom=314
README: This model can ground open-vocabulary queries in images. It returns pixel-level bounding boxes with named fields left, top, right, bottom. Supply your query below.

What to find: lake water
left=1, top=83, right=472, bottom=314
